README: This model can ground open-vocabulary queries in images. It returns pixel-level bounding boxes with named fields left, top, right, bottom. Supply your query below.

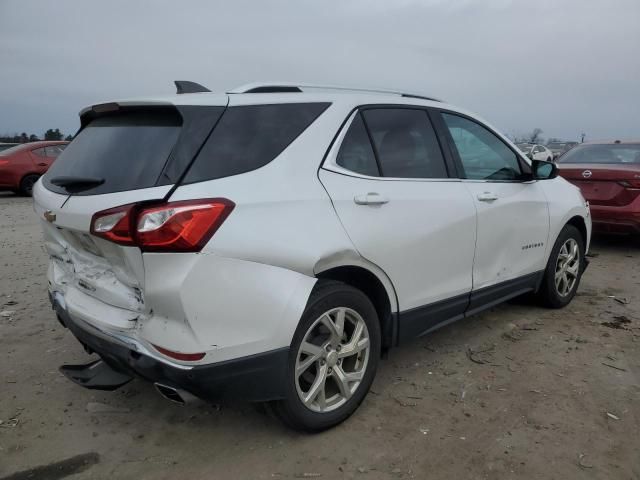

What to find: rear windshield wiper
left=50, top=176, right=105, bottom=193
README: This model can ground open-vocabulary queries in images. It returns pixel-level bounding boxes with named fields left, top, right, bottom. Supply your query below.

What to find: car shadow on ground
left=92, top=298, right=546, bottom=434
left=590, top=233, right=639, bottom=252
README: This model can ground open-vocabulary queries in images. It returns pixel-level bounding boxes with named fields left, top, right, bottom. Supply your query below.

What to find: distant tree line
left=0, top=128, right=73, bottom=143
left=510, top=128, right=585, bottom=145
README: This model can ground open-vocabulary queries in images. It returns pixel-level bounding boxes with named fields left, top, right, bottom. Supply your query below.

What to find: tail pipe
left=154, top=383, right=201, bottom=405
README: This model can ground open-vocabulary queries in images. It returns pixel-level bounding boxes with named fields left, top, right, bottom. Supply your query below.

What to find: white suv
left=34, top=81, right=591, bottom=431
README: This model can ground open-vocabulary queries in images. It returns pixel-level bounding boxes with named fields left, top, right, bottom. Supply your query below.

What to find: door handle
left=354, top=192, right=389, bottom=205
left=477, top=192, right=499, bottom=202
left=37, top=163, right=47, bottom=166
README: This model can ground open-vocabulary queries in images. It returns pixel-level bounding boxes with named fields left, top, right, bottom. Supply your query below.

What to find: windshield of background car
left=558, top=144, right=640, bottom=164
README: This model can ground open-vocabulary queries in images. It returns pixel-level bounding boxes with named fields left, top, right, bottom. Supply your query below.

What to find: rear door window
left=43, top=110, right=182, bottom=195
left=361, top=108, right=448, bottom=179
left=183, top=103, right=330, bottom=183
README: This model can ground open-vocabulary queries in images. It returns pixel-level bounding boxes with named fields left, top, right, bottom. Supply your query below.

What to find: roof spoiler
left=174, top=80, right=211, bottom=94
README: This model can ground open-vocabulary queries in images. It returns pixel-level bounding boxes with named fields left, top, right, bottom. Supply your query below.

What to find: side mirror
left=526, top=152, right=533, bottom=160
left=532, top=159, right=558, bottom=180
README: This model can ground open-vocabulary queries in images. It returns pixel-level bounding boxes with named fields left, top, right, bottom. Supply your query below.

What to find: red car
left=558, top=141, right=640, bottom=234
left=0, top=141, right=69, bottom=196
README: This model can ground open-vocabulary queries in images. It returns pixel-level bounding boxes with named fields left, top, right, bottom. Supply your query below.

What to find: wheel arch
left=314, top=262, right=399, bottom=351
left=566, top=215, right=588, bottom=247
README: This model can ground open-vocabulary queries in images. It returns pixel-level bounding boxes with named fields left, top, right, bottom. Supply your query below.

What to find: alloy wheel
left=295, top=307, right=370, bottom=413
left=555, top=238, right=580, bottom=297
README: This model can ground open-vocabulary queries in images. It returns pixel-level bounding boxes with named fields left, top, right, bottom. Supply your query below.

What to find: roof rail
left=228, top=82, right=441, bottom=102
left=174, top=80, right=211, bottom=94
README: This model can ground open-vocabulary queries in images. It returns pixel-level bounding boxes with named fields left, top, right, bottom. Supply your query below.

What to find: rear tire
left=19, top=174, right=40, bottom=196
left=272, top=280, right=381, bottom=432
left=537, top=225, right=585, bottom=308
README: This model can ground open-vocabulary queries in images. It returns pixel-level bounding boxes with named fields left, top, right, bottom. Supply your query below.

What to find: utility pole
left=580, top=132, right=586, bottom=143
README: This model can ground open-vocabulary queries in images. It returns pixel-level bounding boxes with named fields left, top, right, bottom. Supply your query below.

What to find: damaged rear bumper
left=50, top=291, right=289, bottom=403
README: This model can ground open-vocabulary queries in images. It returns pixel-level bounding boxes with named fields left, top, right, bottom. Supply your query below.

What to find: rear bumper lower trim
left=50, top=292, right=290, bottom=402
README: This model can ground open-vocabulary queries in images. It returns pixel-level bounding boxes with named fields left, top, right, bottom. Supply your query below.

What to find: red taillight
left=152, top=344, right=206, bottom=362
left=136, top=199, right=234, bottom=252
left=90, top=199, right=234, bottom=252
left=90, top=204, right=136, bottom=246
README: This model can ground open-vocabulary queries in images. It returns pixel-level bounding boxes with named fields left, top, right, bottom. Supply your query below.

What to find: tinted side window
left=185, top=103, right=330, bottom=183
left=336, top=113, right=379, bottom=177
left=362, top=109, right=447, bottom=179
left=442, top=113, right=522, bottom=181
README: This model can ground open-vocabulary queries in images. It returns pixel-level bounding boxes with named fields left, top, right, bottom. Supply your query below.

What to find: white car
left=517, top=143, right=554, bottom=162
left=34, top=81, right=591, bottom=431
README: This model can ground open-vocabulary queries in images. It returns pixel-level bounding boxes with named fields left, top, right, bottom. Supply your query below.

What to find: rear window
left=44, top=110, right=181, bottom=195
left=0, top=144, right=26, bottom=156
left=183, top=103, right=330, bottom=183
left=559, top=144, right=640, bottom=164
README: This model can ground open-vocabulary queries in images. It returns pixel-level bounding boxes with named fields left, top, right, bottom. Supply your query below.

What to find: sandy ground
left=1, top=192, right=639, bottom=480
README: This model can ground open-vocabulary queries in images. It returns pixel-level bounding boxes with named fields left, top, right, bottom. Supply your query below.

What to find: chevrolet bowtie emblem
left=44, top=210, right=56, bottom=223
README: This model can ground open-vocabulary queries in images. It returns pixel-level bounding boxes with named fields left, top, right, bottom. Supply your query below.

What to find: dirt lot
left=1, top=192, right=638, bottom=480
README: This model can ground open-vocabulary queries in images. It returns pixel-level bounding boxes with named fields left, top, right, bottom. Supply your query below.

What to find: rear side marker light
left=152, top=344, right=206, bottom=362
left=90, top=198, right=234, bottom=252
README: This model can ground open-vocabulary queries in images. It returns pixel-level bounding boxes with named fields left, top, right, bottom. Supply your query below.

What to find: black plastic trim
left=427, top=108, right=463, bottom=178
left=242, top=86, right=302, bottom=93
left=358, top=110, right=384, bottom=176
left=51, top=295, right=289, bottom=402
left=466, top=271, right=541, bottom=317
left=397, top=271, right=544, bottom=344
left=60, top=359, right=133, bottom=391
left=398, top=292, right=468, bottom=343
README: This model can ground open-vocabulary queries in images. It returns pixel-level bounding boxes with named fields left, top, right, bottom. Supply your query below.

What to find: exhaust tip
left=154, top=383, right=185, bottom=405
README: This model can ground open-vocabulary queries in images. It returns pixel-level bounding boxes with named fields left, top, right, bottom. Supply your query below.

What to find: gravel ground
left=1, top=192, right=639, bottom=480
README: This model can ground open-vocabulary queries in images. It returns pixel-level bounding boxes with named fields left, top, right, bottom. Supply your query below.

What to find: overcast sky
left=1, top=0, right=638, bottom=142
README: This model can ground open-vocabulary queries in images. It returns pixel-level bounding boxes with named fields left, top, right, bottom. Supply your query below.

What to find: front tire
left=273, top=281, right=381, bottom=431
left=537, top=225, right=585, bottom=308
